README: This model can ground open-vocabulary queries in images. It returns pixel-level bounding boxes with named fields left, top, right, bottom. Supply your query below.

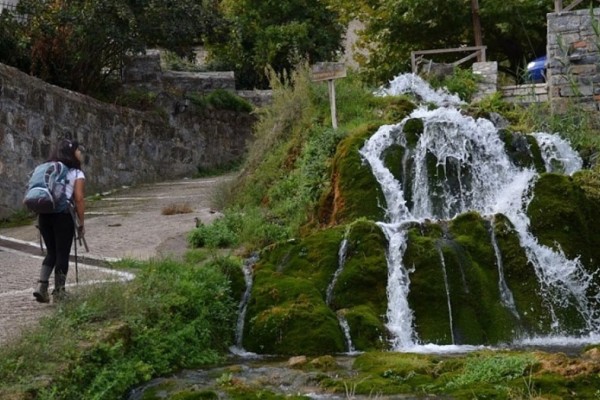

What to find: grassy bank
left=0, top=258, right=239, bottom=399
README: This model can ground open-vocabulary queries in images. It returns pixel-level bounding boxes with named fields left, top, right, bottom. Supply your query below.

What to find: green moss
left=244, top=270, right=344, bottom=355
left=492, top=214, right=553, bottom=336
left=244, top=228, right=350, bottom=355
left=382, top=143, right=406, bottom=185
left=322, top=124, right=385, bottom=224
left=350, top=352, right=438, bottom=395
left=528, top=173, right=600, bottom=264
left=404, top=221, right=451, bottom=343
left=330, top=220, right=388, bottom=314
left=526, top=173, right=600, bottom=332
left=403, top=118, right=424, bottom=148
left=187, top=89, right=253, bottom=112
left=343, top=305, right=388, bottom=351
left=498, top=129, right=545, bottom=172
left=259, top=226, right=345, bottom=291
left=373, top=95, right=417, bottom=124
left=447, top=213, right=516, bottom=343
left=405, top=214, right=541, bottom=345
left=244, top=221, right=390, bottom=354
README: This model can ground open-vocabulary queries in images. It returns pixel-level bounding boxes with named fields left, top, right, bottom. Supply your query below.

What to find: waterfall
left=230, top=253, right=259, bottom=355
left=437, top=246, right=455, bottom=344
left=326, top=228, right=358, bottom=353
left=533, top=132, right=583, bottom=175
left=361, top=73, right=599, bottom=349
left=488, top=217, right=520, bottom=320
left=337, top=312, right=357, bottom=354
left=326, top=229, right=350, bottom=306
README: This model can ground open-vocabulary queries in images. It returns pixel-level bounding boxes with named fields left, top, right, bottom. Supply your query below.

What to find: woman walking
left=33, top=139, right=85, bottom=303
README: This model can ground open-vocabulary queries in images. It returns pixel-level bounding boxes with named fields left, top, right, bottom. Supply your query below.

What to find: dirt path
left=0, top=174, right=234, bottom=345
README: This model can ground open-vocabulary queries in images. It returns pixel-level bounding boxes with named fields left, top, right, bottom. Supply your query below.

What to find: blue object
left=527, top=55, right=547, bottom=83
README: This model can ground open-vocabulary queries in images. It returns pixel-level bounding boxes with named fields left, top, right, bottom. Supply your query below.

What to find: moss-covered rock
left=329, top=220, right=388, bottom=314
left=243, top=227, right=348, bottom=355
left=498, top=129, right=545, bottom=172
left=528, top=173, right=600, bottom=267
left=526, top=173, right=600, bottom=332
left=342, top=305, right=388, bottom=351
left=403, top=212, right=565, bottom=345
left=243, top=221, right=391, bottom=354
left=319, top=124, right=385, bottom=225
left=491, top=214, right=554, bottom=336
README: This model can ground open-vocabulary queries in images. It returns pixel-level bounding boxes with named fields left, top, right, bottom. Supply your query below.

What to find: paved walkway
left=0, top=175, right=232, bottom=345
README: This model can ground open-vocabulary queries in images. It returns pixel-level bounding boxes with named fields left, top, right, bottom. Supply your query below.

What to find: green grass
left=0, top=209, right=36, bottom=228
left=187, top=89, right=253, bottom=112
left=0, top=259, right=237, bottom=399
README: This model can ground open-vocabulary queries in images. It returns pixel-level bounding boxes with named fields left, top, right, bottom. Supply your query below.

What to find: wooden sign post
left=310, top=62, right=347, bottom=130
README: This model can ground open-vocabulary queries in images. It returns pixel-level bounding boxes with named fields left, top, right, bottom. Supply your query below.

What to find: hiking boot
left=52, top=287, right=67, bottom=302
left=52, top=272, right=67, bottom=302
left=33, top=280, right=50, bottom=303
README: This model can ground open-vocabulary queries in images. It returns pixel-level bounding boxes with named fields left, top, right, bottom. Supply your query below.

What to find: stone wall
left=547, top=8, right=600, bottom=113
left=122, top=50, right=236, bottom=94
left=0, top=63, right=255, bottom=218
left=500, top=83, right=549, bottom=104
left=472, top=61, right=498, bottom=102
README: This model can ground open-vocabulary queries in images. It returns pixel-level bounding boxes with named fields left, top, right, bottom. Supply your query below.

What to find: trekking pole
left=73, top=231, right=79, bottom=284
left=35, top=218, right=44, bottom=254
left=68, top=203, right=88, bottom=285
left=67, top=203, right=89, bottom=252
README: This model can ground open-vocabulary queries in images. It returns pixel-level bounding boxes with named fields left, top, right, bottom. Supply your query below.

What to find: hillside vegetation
left=2, top=66, right=600, bottom=399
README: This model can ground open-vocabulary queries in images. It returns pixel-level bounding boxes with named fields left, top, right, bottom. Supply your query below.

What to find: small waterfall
left=375, top=73, right=464, bottom=107
left=361, top=73, right=600, bottom=349
left=488, top=217, right=520, bottom=320
left=337, top=312, right=357, bottom=354
left=326, top=228, right=358, bottom=353
left=533, top=132, right=582, bottom=175
left=436, top=245, right=455, bottom=344
left=231, top=253, right=259, bottom=355
left=326, top=229, right=350, bottom=306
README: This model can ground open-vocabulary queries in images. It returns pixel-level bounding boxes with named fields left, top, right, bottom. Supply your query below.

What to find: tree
left=10, top=0, right=142, bottom=94
left=133, top=0, right=225, bottom=58
left=1, top=0, right=224, bottom=94
left=332, top=0, right=551, bottom=85
left=207, top=0, right=346, bottom=89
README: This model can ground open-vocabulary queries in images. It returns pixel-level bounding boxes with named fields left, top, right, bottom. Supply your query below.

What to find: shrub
left=188, top=218, right=238, bottom=248
left=0, top=259, right=237, bottom=399
left=187, top=90, right=253, bottom=112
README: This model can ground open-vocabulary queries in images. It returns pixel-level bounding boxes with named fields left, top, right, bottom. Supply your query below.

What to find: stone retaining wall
left=500, top=83, right=549, bottom=104
left=547, top=8, right=600, bottom=113
left=0, top=63, right=255, bottom=218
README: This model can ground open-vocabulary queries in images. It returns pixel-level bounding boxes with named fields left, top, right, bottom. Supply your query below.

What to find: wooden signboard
left=310, top=62, right=347, bottom=129
left=310, top=62, right=347, bottom=82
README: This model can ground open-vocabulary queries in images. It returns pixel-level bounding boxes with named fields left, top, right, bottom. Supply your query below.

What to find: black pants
left=38, top=212, right=74, bottom=278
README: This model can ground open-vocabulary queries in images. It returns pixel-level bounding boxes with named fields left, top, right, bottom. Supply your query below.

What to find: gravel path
left=0, top=174, right=233, bottom=345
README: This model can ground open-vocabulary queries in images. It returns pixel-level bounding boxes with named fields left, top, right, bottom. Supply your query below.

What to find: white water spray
left=437, top=246, right=455, bottom=343
left=230, top=254, right=259, bottom=356
left=488, top=217, right=520, bottom=320
left=326, top=230, right=350, bottom=306
left=337, top=312, right=357, bottom=354
left=362, top=73, right=600, bottom=349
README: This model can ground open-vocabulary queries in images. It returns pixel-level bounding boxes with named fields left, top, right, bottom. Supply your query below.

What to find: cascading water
left=362, top=73, right=600, bottom=350
left=436, top=245, right=455, bottom=344
left=326, top=230, right=350, bottom=306
left=230, top=253, right=259, bottom=356
left=488, top=216, right=520, bottom=320
left=326, top=228, right=359, bottom=353
left=337, top=312, right=356, bottom=354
